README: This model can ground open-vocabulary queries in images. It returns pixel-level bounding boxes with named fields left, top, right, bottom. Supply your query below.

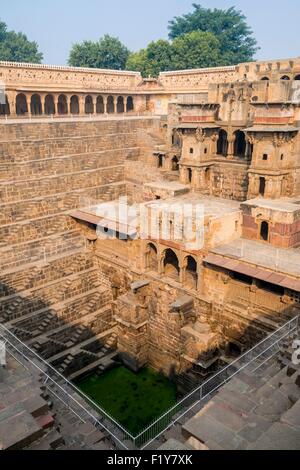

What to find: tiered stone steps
left=0, top=149, right=137, bottom=181
left=0, top=118, right=164, bottom=387
left=0, top=231, right=87, bottom=275
left=181, top=333, right=300, bottom=450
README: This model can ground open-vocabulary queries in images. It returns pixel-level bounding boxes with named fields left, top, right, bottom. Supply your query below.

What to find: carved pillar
left=180, top=258, right=187, bottom=285
left=7, top=91, right=16, bottom=117
left=27, top=93, right=32, bottom=117
left=54, top=95, right=59, bottom=116
left=40, top=93, right=45, bottom=115
left=211, top=132, right=218, bottom=155
left=78, top=96, right=85, bottom=115
left=193, top=169, right=201, bottom=190
left=103, top=96, right=108, bottom=114
left=180, top=166, right=189, bottom=184
left=254, top=175, right=260, bottom=196
left=92, top=95, right=97, bottom=115
left=158, top=254, right=164, bottom=275
left=227, top=133, right=235, bottom=159
left=196, top=263, right=202, bottom=292
left=164, top=155, right=171, bottom=171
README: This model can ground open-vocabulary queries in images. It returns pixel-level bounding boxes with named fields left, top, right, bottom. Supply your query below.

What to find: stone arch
left=260, top=221, right=269, bottom=242
left=172, top=156, right=179, bottom=171
left=0, top=95, right=10, bottom=115
left=44, top=95, right=55, bottom=115
left=70, top=95, right=79, bottom=114
left=117, top=96, right=125, bottom=113
left=126, top=96, right=134, bottom=112
left=294, top=75, right=300, bottom=81
left=96, top=96, right=104, bottom=114
left=281, top=75, right=290, bottom=81
left=30, top=94, right=42, bottom=115
left=217, top=129, right=228, bottom=156
left=58, top=94, right=68, bottom=115
left=146, top=243, right=158, bottom=271
left=234, top=130, right=247, bottom=157
left=85, top=95, right=94, bottom=114
left=107, top=96, right=115, bottom=114
left=163, top=249, right=180, bottom=280
left=261, top=77, right=270, bottom=81
left=185, top=256, right=198, bottom=290
left=16, top=93, right=28, bottom=115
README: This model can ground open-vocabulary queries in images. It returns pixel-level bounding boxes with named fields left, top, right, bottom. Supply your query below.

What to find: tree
left=171, top=31, right=222, bottom=70
left=168, top=4, right=259, bottom=65
left=69, top=35, right=130, bottom=70
left=0, top=20, right=43, bottom=63
left=68, top=40, right=99, bottom=68
left=126, top=40, right=173, bottom=77
left=126, top=33, right=222, bottom=77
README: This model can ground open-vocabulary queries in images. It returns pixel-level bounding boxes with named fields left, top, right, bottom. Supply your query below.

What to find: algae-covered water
left=76, top=366, right=177, bottom=435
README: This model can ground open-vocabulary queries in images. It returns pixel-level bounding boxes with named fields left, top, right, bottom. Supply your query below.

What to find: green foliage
left=68, top=34, right=130, bottom=70
left=126, top=32, right=222, bottom=77
left=168, top=3, right=259, bottom=65
left=171, top=31, right=222, bottom=70
left=0, top=19, right=43, bottom=63
left=126, top=40, right=173, bottom=77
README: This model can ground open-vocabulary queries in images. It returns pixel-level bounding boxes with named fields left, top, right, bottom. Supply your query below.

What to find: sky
left=1, top=0, right=299, bottom=65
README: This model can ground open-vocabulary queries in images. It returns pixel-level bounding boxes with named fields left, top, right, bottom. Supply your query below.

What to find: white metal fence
left=0, top=315, right=299, bottom=449
left=0, top=323, right=133, bottom=450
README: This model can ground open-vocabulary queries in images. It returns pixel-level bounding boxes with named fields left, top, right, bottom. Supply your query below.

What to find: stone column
left=211, top=133, right=218, bottom=155
left=7, top=91, right=17, bottom=117
left=26, top=93, right=32, bottom=117
left=164, top=155, right=172, bottom=171
left=158, top=254, right=164, bottom=275
left=92, top=95, right=97, bottom=115
left=180, top=166, right=189, bottom=184
left=267, top=177, right=281, bottom=199
left=254, top=176, right=260, bottom=196
left=227, top=134, right=235, bottom=159
left=66, top=95, right=71, bottom=116
left=79, top=96, right=85, bottom=115
left=199, top=169, right=206, bottom=190
left=54, top=95, right=59, bottom=116
left=193, top=169, right=201, bottom=190
left=103, top=96, right=108, bottom=114
left=180, top=258, right=188, bottom=285
left=40, top=93, right=46, bottom=116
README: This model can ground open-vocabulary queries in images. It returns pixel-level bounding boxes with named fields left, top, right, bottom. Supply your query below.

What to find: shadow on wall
left=0, top=269, right=118, bottom=381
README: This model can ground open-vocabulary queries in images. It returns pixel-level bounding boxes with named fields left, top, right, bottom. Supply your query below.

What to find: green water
left=76, top=366, right=177, bottom=435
